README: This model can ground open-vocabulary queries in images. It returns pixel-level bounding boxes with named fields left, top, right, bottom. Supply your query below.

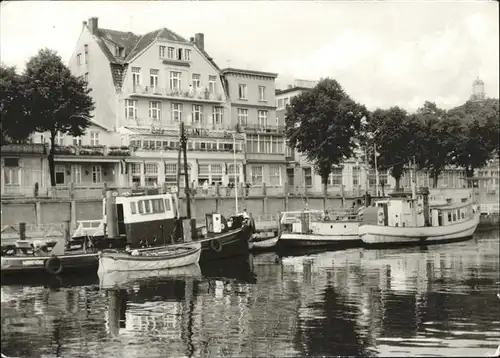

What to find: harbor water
left=1, top=230, right=499, bottom=357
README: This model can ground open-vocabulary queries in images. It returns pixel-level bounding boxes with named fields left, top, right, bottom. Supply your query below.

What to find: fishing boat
left=98, top=242, right=202, bottom=272
left=1, top=239, right=98, bottom=276
left=359, top=186, right=480, bottom=247
left=250, top=230, right=279, bottom=251
left=278, top=209, right=361, bottom=247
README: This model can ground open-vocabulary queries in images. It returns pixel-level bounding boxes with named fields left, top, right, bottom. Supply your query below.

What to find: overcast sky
left=1, top=1, right=498, bottom=111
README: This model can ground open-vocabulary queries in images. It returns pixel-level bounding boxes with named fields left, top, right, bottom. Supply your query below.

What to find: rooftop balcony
left=239, top=124, right=286, bottom=135
left=53, top=145, right=131, bottom=157
left=128, top=85, right=224, bottom=103
left=1, top=143, right=47, bottom=155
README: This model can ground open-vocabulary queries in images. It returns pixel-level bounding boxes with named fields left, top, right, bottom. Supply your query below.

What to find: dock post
left=19, top=222, right=26, bottom=240
left=263, top=182, right=268, bottom=215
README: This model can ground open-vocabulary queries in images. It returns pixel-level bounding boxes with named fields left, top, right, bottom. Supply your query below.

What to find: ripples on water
left=1, top=231, right=499, bottom=357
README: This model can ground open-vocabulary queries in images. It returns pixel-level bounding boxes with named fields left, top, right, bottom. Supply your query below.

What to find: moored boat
left=278, top=209, right=361, bottom=247
left=98, top=242, right=201, bottom=272
left=359, top=187, right=480, bottom=247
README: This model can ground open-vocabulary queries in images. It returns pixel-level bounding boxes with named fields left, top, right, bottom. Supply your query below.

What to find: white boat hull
left=280, top=220, right=360, bottom=247
left=360, top=213, right=480, bottom=245
left=252, top=236, right=279, bottom=249
left=98, top=243, right=201, bottom=273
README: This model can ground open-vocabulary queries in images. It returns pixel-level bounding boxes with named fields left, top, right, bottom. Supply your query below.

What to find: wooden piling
left=19, top=222, right=26, bottom=240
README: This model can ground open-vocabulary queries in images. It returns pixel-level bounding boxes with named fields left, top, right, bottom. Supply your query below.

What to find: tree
left=285, top=78, right=368, bottom=208
left=365, top=107, right=423, bottom=191
left=448, top=99, right=499, bottom=186
left=0, top=65, right=31, bottom=144
left=21, top=48, right=95, bottom=187
left=414, top=101, right=464, bottom=188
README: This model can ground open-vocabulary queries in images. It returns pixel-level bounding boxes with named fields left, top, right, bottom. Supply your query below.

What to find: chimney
left=194, top=33, right=204, bottom=51
left=88, top=17, right=99, bottom=35
left=82, top=21, right=87, bottom=28
left=190, top=37, right=195, bottom=43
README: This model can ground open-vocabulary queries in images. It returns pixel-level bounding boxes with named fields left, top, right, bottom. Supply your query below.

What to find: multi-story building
left=221, top=68, right=284, bottom=191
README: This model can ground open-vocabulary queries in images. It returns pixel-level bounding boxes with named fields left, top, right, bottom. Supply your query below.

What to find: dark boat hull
left=199, top=227, right=252, bottom=262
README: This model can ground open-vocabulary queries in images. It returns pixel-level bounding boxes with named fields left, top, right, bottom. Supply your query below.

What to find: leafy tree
left=22, top=48, right=95, bottom=187
left=414, top=101, right=464, bottom=188
left=365, top=107, right=423, bottom=190
left=285, top=78, right=368, bottom=208
left=447, top=99, right=499, bottom=185
left=0, top=65, right=31, bottom=144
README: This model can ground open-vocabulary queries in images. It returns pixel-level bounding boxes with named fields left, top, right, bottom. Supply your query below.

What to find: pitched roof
left=126, top=28, right=189, bottom=62
left=221, top=68, right=278, bottom=79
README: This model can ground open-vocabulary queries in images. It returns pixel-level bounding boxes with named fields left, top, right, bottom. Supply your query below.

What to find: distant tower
left=470, top=77, right=485, bottom=102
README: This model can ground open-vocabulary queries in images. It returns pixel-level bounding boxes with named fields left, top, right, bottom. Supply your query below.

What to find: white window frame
left=269, top=165, right=281, bottom=186
left=170, top=71, right=182, bottom=90
left=172, top=103, right=182, bottom=122
left=71, top=165, right=82, bottom=184
left=208, top=76, right=217, bottom=93
left=328, top=167, right=343, bottom=186
left=159, top=45, right=166, bottom=58
left=192, top=74, right=201, bottom=89
left=55, top=132, right=65, bottom=146
left=258, top=110, right=268, bottom=127
left=164, top=163, right=177, bottom=184
left=251, top=166, right=263, bottom=186
left=90, top=132, right=100, bottom=146
left=84, top=72, right=89, bottom=83
left=131, top=67, right=141, bottom=88
left=150, top=69, right=159, bottom=90
left=149, top=101, right=161, bottom=122
left=238, top=84, right=247, bottom=99
left=73, top=136, right=82, bottom=146
left=185, top=49, right=191, bottom=61
left=258, top=86, right=266, bottom=101
left=237, top=108, right=248, bottom=126
left=92, top=165, right=102, bottom=184
left=77, top=53, right=82, bottom=65
left=167, top=47, right=175, bottom=59
left=212, top=106, right=223, bottom=125
left=125, top=99, right=138, bottom=119
left=84, top=44, right=88, bottom=64
left=4, top=167, right=21, bottom=186
left=303, top=167, right=312, bottom=188
left=192, top=105, right=203, bottom=124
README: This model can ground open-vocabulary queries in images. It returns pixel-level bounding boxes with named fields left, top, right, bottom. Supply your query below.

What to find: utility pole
left=180, top=121, right=191, bottom=218
left=374, top=142, right=379, bottom=196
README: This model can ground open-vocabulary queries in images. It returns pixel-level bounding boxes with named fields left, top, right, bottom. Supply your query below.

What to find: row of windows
left=159, top=46, right=191, bottom=62
left=76, top=44, right=89, bottom=65
left=250, top=165, right=281, bottom=186
left=237, top=84, right=267, bottom=102
left=129, top=139, right=241, bottom=152
left=130, top=198, right=172, bottom=216
left=54, top=164, right=102, bottom=185
left=246, top=135, right=285, bottom=154
left=131, top=67, right=217, bottom=93
left=301, top=167, right=389, bottom=188
left=446, top=208, right=467, bottom=223
left=51, top=131, right=100, bottom=147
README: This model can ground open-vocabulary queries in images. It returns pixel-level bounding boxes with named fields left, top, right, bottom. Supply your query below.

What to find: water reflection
left=1, top=231, right=499, bottom=357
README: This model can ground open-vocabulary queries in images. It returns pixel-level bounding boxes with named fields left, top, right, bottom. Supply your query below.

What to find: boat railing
left=479, top=203, right=500, bottom=215
left=73, top=219, right=105, bottom=238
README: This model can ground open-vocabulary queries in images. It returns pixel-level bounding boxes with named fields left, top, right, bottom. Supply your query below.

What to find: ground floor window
left=251, top=166, right=263, bottom=186
left=3, top=167, right=20, bottom=185
left=71, top=165, right=82, bottom=184
left=55, top=165, right=66, bottom=185
left=329, top=167, right=343, bottom=186
left=303, top=167, right=312, bottom=187
left=92, top=165, right=102, bottom=184
left=269, top=165, right=281, bottom=186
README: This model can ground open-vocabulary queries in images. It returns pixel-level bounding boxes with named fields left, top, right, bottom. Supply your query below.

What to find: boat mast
left=180, top=121, right=191, bottom=218
left=233, top=133, right=239, bottom=213
left=374, top=142, right=379, bottom=196
left=175, top=122, right=182, bottom=218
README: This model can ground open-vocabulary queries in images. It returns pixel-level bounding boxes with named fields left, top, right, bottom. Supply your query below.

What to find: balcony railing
left=242, top=124, right=285, bottom=134
left=1, top=143, right=47, bottom=155
left=130, top=85, right=224, bottom=102
left=53, top=145, right=131, bottom=157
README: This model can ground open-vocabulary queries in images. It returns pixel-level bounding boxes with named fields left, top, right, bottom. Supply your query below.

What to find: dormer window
left=115, top=46, right=124, bottom=57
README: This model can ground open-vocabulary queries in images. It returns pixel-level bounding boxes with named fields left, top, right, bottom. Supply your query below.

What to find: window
left=152, top=198, right=165, bottom=213
left=192, top=74, right=201, bottom=89
left=177, top=48, right=183, bottom=60
left=198, top=164, right=210, bottom=185
left=144, top=200, right=151, bottom=213
left=212, top=106, right=223, bottom=125
left=131, top=67, right=141, bottom=88
left=447, top=212, right=452, bottom=222
left=208, top=75, right=217, bottom=93
left=73, top=136, right=82, bottom=146
left=247, top=134, right=258, bottom=153
left=145, top=163, right=159, bottom=175
left=329, top=167, right=343, bottom=186
left=4, top=159, right=20, bottom=185
left=92, top=165, right=102, bottom=183
left=125, top=99, right=138, bottom=119
left=149, top=101, right=161, bottom=121
left=172, top=103, right=182, bottom=122
left=303, top=168, right=312, bottom=187
left=115, top=46, right=124, bottom=57
left=55, top=132, right=64, bottom=146
left=277, top=98, right=284, bottom=109
left=159, top=46, right=166, bottom=58
left=71, top=165, right=82, bottom=184
left=192, top=105, right=203, bottom=123
left=84, top=72, right=89, bottom=82
left=237, top=108, right=248, bottom=126
left=238, top=84, right=247, bottom=99
left=271, top=137, right=283, bottom=154
left=164, top=198, right=171, bottom=211
left=168, top=47, right=175, bottom=59
left=55, top=165, right=66, bottom=185
left=138, top=201, right=144, bottom=214
left=251, top=166, right=263, bottom=186
left=258, top=110, right=268, bottom=127
left=228, top=164, right=240, bottom=184
left=284, top=97, right=290, bottom=107
left=130, top=202, right=137, bottom=214
left=211, top=164, right=223, bottom=185
left=150, top=69, right=159, bottom=89
left=131, top=163, right=141, bottom=184
left=165, top=163, right=177, bottom=184
left=84, top=44, right=88, bottom=64
left=352, top=167, right=360, bottom=186
left=185, top=49, right=191, bottom=61
left=170, top=71, right=182, bottom=90
left=269, top=165, right=281, bottom=186
left=90, top=132, right=100, bottom=146
left=77, top=53, right=82, bottom=65
left=258, top=86, right=266, bottom=101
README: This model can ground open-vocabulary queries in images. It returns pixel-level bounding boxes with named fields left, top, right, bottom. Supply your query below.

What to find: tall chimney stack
left=88, top=17, right=99, bottom=35
left=194, top=33, right=204, bottom=51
